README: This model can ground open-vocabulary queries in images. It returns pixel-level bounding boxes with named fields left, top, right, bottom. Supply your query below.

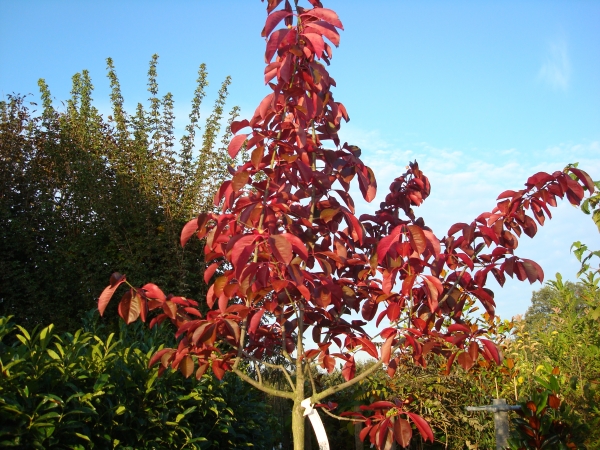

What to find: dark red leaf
left=522, top=259, right=544, bottom=284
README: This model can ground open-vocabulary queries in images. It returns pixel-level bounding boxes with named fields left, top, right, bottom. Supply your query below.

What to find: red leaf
left=249, top=309, right=265, bottom=334
left=407, top=225, right=427, bottom=254
left=407, top=412, right=434, bottom=442
left=322, top=354, right=335, bottom=373
left=358, top=336, right=378, bottom=359
left=359, top=425, right=371, bottom=443
left=526, top=171, right=554, bottom=187
left=480, top=339, right=501, bottom=365
left=195, top=363, right=209, bottom=380
left=98, top=275, right=126, bottom=316
left=357, top=165, right=377, bottom=202
left=230, top=119, right=250, bottom=134
left=232, top=171, right=250, bottom=193
left=228, top=134, right=247, bottom=159
left=269, top=234, right=293, bottom=265
left=458, top=351, right=474, bottom=371
left=265, top=0, right=284, bottom=14
left=280, top=232, right=309, bottom=260
left=569, top=167, right=595, bottom=193
left=394, top=418, right=412, bottom=447
left=302, top=8, right=344, bottom=29
left=548, top=394, right=561, bottom=409
left=447, top=323, right=471, bottom=334
left=497, top=189, right=517, bottom=200
left=148, top=348, right=174, bottom=368
left=265, top=29, right=290, bottom=62
left=363, top=401, right=395, bottom=410
left=381, top=334, right=394, bottom=364
left=231, top=235, right=259, bottom=268
left=377, top=225, right=402, bottom=264
left=118, top=289, right=141, bottom=324
left=361, top=298, right=378, bottom=322
left=212, top=360, right=226, bottom=380
left=303, top=21, right=340, bottom=47
left=181, top=217, right=199, bottom=247
left=423, top=275, right=442, bottom=310
left=142, top=283, right=166, bottom=302
left=261, top=10, right=293, bottom=38
left=342, top=357, right=356, bottom=381
left=109, top=272, right=125, bottom=287
left=303, top=32, right=325, bottom=58
left=522, top=259, right=544, bottom=284
left=203, top=262, right=219, bottom=284
left=180, top=355, right=194, bottom=378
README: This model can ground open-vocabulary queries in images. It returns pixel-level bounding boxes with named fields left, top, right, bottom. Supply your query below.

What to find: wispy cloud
left=538, top=37, right=571, bottom=91
left=339, top=126, right=600, bottom=319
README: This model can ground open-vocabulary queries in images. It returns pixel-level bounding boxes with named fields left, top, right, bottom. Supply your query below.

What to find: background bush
left=0, top=56, right=238, bottom=332
left=0, top=313, right=277, bottom=449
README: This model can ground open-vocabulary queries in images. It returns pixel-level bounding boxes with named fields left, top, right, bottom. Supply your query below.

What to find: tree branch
left=232, top=367, right=295, bottom=399
left=313, top=357, right=384, bottom=402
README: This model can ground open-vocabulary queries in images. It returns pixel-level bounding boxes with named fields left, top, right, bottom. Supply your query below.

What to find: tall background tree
left=0, top=56, right=238, bottom=332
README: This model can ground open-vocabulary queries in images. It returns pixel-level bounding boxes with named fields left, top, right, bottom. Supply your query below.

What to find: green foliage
left=0, top=313, right=277, bottom=449
left=507, top=373, right=582, bottom=449
left=0, top=56, right=238, bottom=332
left=509, top=272, right=600, bottom=448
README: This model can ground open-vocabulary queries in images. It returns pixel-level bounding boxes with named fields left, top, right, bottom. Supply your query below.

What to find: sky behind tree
left=1, top=0, right=599, bottom=319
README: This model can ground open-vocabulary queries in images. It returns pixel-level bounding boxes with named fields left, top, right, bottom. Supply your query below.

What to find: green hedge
left=0, top=313, right=276, bottom=449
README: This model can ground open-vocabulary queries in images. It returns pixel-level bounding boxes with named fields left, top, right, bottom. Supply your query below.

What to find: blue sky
left=1, top=0, right=599, bottom=320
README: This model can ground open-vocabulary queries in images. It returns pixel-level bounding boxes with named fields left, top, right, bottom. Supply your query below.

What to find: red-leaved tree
left=98, top=1, right=595, bottom=448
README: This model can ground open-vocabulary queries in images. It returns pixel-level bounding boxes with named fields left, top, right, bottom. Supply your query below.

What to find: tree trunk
left=304, top=417, right=313, bottom=449
left=292, top=400, right=306, bottom=450
left=354, top=405, right=364, bottom=450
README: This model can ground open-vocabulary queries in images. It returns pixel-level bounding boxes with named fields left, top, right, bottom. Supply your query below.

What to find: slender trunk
left=292, top=399, right=306, bottom=450
left=354, top=406, right=364, bottom=450
left=304, top=417, right=313, bottom=449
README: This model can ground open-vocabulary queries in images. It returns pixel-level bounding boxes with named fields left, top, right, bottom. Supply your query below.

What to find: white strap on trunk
left=301, top=398, right=330, bottom=450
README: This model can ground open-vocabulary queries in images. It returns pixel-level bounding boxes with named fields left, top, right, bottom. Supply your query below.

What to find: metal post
left=465, top=399, right=520, bottom=450
left=493, top=399, right=509, bottom=450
